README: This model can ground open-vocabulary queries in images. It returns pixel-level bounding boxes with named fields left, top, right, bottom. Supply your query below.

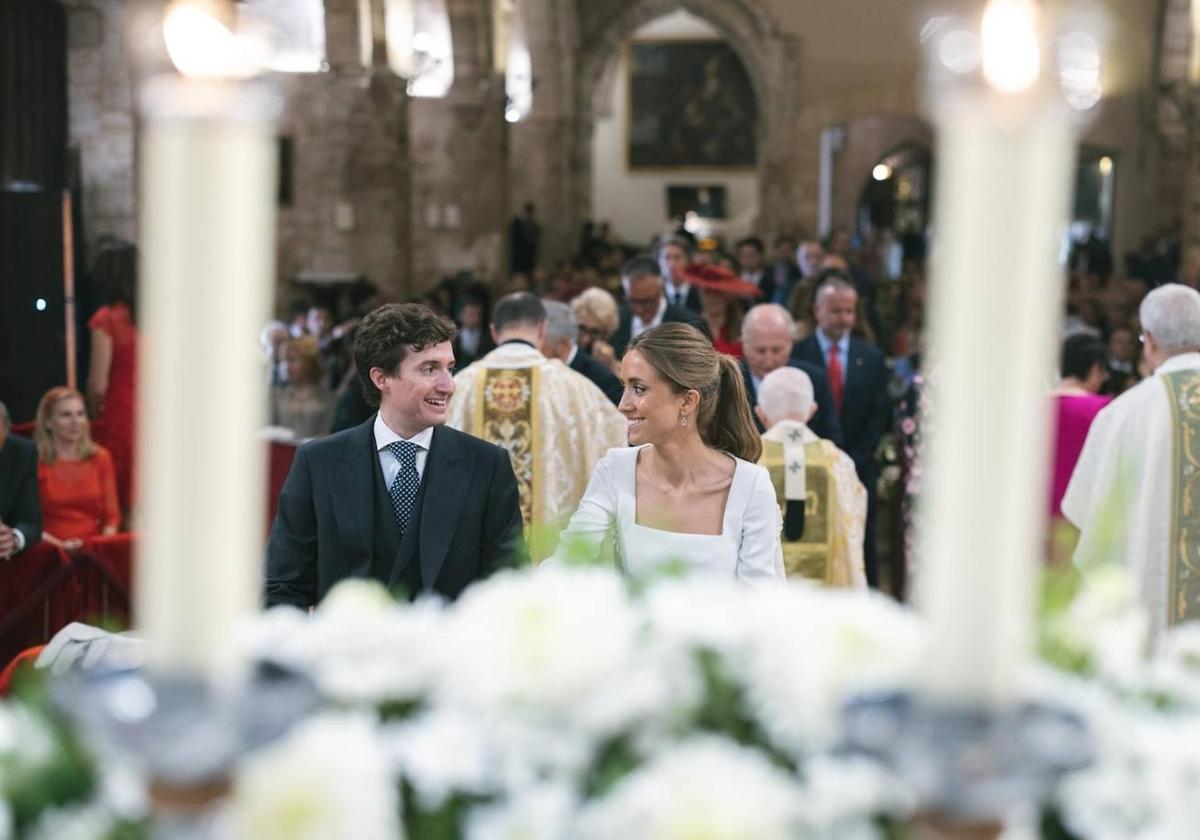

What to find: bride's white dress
left=552, top=445, right=784, bottom=582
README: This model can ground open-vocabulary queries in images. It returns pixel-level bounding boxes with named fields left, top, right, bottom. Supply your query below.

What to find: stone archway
left=572, top=0, right=801, bottom=243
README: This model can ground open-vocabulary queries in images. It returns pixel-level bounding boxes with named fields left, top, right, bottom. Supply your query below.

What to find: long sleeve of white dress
left=734, top=466, right=786, bottom=582
left=547, top=450, right=620, bottom=568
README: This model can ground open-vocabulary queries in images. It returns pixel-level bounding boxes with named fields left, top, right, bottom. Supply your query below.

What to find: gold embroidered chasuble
left=1163, top=370, right=1200, bottom=625
left=445, top=343, right=628, bottom=562
left=759, top=421, right=867, bottom=588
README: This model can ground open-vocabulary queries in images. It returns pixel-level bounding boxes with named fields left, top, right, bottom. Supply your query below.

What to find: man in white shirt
left=610, top=256, right=708, bottom=358
left=1064, top=284, right=1200, bottom=635
left=658, top=236, right=700, bottom=311
left=266, top=303, right=524, bottom=607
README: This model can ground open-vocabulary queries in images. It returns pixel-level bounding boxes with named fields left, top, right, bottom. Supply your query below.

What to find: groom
left=265, top=303, right=524, bottom=608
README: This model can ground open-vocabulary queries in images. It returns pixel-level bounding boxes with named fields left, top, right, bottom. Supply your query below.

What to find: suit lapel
left=331, top=418, right=377, bottom=560
left=844, top=338, right=865, bottom=405
left=418, top=425, right=470, bottom=588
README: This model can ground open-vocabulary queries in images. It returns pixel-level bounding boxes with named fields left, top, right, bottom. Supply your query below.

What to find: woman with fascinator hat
left=682, top=264, right=763, bottom=358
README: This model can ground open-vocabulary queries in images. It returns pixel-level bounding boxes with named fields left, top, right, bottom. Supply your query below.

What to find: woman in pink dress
left=86, top=243, right=139, bottom=516
left=1050, top=334, right=1111, bottom=523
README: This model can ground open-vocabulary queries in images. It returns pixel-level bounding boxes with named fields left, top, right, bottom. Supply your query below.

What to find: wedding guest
left=685, top=263, right=762, bottom=358
left=266, top=303, right=524, bottom=608
left=272, top=336, right=335, bottom=439
left=551, top=323, right=784, bottom=581
left=791, top=273, right=890, bottom=587
left=35, top=387, right=119, bottom=550
left=1050, top=334, right=1111, bottom=520
left=1102, top=323, right=1141, bottom=397
left=543, top=300, right=623, bottom=406
left=756, top=367, right=866, bottom=588
left=453, top=296, right=494, bottom=366
left=658, top=236, right=700, bottom=311
left=0, top=401, right=41, bottom=559
left=571, top=287, right=621, bottom=377
left=610, top=257, right=708, bottom=358
left=86, top=242, right=138, bottom=513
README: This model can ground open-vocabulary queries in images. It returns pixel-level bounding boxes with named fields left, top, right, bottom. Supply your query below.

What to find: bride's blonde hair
left=627, top=323, right=761, bottom=462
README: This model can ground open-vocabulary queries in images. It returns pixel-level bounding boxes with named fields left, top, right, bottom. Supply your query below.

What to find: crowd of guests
left=2, top=220, right=1185, bottom=617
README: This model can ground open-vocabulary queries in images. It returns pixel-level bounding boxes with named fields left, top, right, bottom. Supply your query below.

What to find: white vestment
left=446, top=342, right=628, bottom=560
left=1062, top=352, right=1200, bottom=635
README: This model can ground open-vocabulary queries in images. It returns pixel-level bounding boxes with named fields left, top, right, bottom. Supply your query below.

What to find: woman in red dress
left=683, top=263, right=763, bottom=358
left=86, top=243, right=138, bottom=515
left=35, top=387, right=120, bottom=549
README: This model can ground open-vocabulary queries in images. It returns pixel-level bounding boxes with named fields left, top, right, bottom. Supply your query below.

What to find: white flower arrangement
left=7, top=561, right=1200, bottom=839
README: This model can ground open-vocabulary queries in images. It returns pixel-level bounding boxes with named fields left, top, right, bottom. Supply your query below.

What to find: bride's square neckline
left=631, top=445, right=737, bottom=537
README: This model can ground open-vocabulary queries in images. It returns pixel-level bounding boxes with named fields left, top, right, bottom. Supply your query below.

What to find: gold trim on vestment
left=1164, top=371, right=1200, bottom=625
left=474, top=365, right=545, bottom=554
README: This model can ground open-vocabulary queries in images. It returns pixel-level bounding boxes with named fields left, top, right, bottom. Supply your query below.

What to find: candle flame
left=981, top=0, right=1040, bottom=93
left=163, top=1, right=257, bottom=79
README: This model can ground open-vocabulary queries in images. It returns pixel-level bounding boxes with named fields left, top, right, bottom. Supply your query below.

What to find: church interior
left=3, top=0, right=1200, bottom=837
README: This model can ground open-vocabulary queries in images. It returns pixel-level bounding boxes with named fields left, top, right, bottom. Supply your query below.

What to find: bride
left=552, top=323, right=784, bottom=581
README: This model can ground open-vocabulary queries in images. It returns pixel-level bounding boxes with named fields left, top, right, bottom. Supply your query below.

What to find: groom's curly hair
left=354, top=303, right=458, bottom=406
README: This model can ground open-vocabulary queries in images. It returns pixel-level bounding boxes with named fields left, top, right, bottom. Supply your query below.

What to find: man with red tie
left=790, top=271, right=890, bottom=588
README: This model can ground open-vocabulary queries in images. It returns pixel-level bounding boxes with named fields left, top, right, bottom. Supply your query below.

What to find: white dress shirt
left=374, top=413, right=433, bottom=488
left=631, top=296, right=668, bottom=339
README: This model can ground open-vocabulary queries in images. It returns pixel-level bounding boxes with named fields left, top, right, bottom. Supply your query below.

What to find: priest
left=755, top=366, right=866, bottom=588
left=1064, top=284, right=1200, bottom=634
left=446, top=292, right=627, bottom=561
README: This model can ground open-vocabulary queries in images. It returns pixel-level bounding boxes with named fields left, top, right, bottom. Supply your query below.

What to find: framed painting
left=627, top=40, right=757, bottom=169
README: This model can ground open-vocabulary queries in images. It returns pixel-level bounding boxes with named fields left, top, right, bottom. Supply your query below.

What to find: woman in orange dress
left=86, top=243, right=138, bottom=514
left=35, top=387, right=119, bottom=550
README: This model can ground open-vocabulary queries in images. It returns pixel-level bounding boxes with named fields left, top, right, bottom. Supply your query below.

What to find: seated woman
left=35, top=387, right=120, bottom=549
left=272, top=336, right=335, bottom=439
left=552, top=323, right=784, bottom=582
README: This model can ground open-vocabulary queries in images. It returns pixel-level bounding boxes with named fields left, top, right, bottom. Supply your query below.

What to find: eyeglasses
left=578, top=325, right=607, bottom=338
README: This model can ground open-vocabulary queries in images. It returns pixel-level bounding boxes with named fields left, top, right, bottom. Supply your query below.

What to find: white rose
left=229, top=713, right=401, bottom=840
left=386, top=708, right=496, bottom=809
left=736, top=585, right=923, bottom=753
left=575, top=736, right=800, bottom=840
left=437, top=568, right=640, bottom=726
left=463, top=783, right=577, bottom=840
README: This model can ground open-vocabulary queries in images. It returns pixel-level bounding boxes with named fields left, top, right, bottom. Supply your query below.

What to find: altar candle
left=134, top=15, right=278, bottom=677
left=916, top=0, right=1088, bottom=703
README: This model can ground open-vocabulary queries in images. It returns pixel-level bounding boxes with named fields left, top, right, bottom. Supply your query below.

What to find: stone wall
left=65, top=0, right=136, bottom=251
left=275, top=70, right=412, bottom=303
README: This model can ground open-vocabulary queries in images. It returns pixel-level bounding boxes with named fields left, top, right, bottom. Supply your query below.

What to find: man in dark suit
left=540, top=301, right=623, bottom=406
left=736, top=236, right=776, bottom=305
left=610, top=256, right=709, bottom=359
left=791, top=273, right=890, bottom=587
left=739, top=305, right=843, bottom=448
left=0, top=401, right=41, bottom=560
left=266, top=304, right=524, bottom=608
left=658, top=237, right=702, bottom=312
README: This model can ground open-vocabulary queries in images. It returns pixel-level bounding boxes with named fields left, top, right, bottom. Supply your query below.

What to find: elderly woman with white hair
left=570, top=287, right=621, bottom=376
left=1063, top=283, right=1200, bottom=637
left=755, top=366, right=867, bottom=588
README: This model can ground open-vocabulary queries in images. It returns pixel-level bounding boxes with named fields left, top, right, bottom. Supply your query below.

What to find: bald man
left=740, top=304, right=843, bottom=447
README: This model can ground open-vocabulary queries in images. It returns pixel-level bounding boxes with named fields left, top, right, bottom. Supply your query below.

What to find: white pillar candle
left=916, top=2, right=1090, bottom=703
left=134, top=75, right=278, bottom=678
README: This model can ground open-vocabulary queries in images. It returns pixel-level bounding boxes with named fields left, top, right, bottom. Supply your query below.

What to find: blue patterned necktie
left=386, top=440, right=421, bottom=534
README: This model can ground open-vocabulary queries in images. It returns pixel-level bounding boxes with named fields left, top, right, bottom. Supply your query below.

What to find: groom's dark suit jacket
left=265, top=417, right=523, bottom=608
left=0, top=434, right=41, bottom=550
